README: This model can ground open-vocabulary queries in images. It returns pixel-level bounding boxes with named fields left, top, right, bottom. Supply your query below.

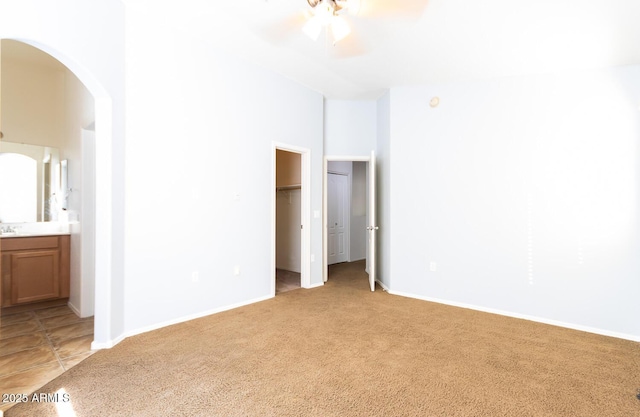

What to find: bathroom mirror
left=0, top=141, right=60, bottom=223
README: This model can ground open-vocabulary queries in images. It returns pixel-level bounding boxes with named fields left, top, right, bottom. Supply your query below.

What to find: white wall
left=79, top=128, right=96, bottom=318
left=324, top=99, right=377, bottom=155
left=61, top=67, right=95, bottom=318
left=124, top=7, right=324, bottom=332
left=376, top=91, right=391, bottom=288
left=387, top=66, right=640, bottom=340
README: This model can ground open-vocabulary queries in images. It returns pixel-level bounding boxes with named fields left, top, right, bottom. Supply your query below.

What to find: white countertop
left=0, top=222, right=71, bottom=238
left=0, top=232, right=71, bottom=238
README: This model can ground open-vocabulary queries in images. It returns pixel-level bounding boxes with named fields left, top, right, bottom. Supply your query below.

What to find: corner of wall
left=375, top=90, right=391, bottom=289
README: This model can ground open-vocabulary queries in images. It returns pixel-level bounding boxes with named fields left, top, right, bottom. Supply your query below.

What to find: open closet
left=275, top=149, right=302, bottom=293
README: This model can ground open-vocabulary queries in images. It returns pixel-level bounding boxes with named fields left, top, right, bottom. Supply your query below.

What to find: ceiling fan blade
left=253, top=11, right=310, bottom=44
left=327, top=22, right=370, bottom=58
left=329, top=37, right=368, bottom=59
left=355, top=0, right=429, bottom=20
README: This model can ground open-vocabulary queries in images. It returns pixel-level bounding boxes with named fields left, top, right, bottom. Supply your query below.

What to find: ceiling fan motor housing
left=308, top=0, right=343, bottom=12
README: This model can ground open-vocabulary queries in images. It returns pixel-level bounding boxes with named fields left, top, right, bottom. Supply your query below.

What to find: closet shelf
left=276, top=184, right=301, bottom=191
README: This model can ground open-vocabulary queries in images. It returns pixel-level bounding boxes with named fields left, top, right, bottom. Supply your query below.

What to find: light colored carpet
left=6, top=261, right=640, bottom=416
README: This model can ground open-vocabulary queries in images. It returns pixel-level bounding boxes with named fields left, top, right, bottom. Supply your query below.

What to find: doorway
left=272, top=143, right=311, bottom=296
left=275, top=149, right=302, bottom=294
left=323, top=153, right=377, bottom=291
left=0, top=39, right=109, bottom=346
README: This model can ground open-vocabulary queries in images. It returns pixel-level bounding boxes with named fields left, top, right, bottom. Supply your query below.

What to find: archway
left=1, top=38, right=113, bottom=348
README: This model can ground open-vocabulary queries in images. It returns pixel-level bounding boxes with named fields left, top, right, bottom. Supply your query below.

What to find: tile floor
left=276, top=269, right=301, bottom=294
left=0, top=301, right=95, bottom=413
left=1, top=274, right=297, bottom=412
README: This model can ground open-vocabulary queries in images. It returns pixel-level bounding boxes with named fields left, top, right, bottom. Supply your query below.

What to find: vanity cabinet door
left=10, top=250, right=60, bottom=305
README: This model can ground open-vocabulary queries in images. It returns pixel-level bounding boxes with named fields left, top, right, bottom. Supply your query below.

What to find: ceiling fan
left=302, top=0, right=360, bottom=44
left=257, top=0, right=429, bottom=58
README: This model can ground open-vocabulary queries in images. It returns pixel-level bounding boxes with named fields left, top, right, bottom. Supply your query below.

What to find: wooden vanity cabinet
left=0, top=235, right=70, bottom=307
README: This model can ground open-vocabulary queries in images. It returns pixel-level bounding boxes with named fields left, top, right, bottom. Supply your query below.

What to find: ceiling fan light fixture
left=330, top=15, right=351, bottom=43
left=303, top=16, right=323, bottom=40
left=315, top=1, right=336, bottom=24
left=303, top=0, right=352, bottom=44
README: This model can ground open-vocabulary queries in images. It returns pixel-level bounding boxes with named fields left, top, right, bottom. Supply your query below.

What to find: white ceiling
left=124, top=0, right=640, bottom=99
left=28, top=1, right=640, bottom=99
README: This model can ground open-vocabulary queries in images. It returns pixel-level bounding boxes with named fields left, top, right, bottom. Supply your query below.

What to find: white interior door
left=367, top=150, right=377, bottom=291
left=328, top=172, right=348, bottom=265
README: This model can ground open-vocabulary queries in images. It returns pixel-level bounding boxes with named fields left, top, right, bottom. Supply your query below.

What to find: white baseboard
left=91, top=294, right=274, bottom=350
left=305, top=282, right=324, bottom=289
left=91, top=333, right=126, bottom=350
left=67, top=300, right=81, bottom=317
left=376, top=279, right=390, bottom=292
left=388, top=290, right=640, bottom=342
left=125, top=294, right=274, bottom=340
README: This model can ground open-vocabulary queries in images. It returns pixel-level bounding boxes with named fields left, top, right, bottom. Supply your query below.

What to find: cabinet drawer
left=1, top=236, right=60, bottom=251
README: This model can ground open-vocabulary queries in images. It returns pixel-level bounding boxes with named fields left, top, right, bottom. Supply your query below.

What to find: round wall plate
left=429, top=97, right=440, bottom=108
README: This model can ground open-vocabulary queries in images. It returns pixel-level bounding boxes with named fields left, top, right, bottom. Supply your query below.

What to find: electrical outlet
left=429, top=262, right=437, bottom=272
left=233, top=266, right=241, bottom=276
left=191, top=271, right=199, bottom=283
